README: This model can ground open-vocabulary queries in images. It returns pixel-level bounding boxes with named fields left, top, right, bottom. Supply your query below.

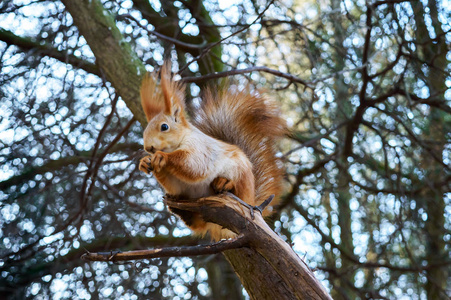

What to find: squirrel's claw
left=254, top=195, right=275, bottom=214
left=226, top=193, right=275, bottom=220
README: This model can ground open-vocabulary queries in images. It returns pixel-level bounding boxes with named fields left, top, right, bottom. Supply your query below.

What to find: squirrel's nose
left=145, top=146, right=155, bottom=153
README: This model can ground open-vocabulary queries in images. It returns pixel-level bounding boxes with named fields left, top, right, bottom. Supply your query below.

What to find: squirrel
left=139, top=62, right=285, bottom=240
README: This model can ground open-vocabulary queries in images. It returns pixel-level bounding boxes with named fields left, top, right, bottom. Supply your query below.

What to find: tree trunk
left=329, top=0, right=357, bottom=297
left=205, top=255, right=244, bottom=300
left=410, top=1, right=449, bottom=298
left=61, top=0, right=147, bottom=126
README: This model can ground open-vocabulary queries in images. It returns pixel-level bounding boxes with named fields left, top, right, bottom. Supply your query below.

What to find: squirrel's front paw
left=151, top=151, right=167, bottom=172
left=139, top=155, right=153, bottom=174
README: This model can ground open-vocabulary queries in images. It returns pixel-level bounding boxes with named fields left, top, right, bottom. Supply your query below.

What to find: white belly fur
left=156, top=126, right=252, bottom=199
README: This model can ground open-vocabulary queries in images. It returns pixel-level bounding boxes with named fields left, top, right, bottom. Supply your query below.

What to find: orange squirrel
left=139, top=63, right=285, bottom=240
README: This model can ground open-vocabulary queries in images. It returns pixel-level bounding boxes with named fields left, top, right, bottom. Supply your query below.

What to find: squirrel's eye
left=160, top=123, right=169, bottom=132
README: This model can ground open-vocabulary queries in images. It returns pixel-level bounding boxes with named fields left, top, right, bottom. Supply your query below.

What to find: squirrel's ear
left=141, top=72, right=163, bottom=122
left=160, top=62, right=186, bottom=117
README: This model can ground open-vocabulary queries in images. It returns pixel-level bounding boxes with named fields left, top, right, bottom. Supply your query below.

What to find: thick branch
left=166, top=195, right=332, bottom=300
left=82, top=193, right=332, bottom=299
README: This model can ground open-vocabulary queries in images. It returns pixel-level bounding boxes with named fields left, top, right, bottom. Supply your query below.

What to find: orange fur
left=140, top=72, right=163, bottom=122
left=141, top=64, right=187, bottom=124
left=194, top=87, right=286, bottom=215
left=156, top=150, right=208, bottom=183
left=139, top=62, right=285, bottom=240
left=159, top=63, right=186, bottom=117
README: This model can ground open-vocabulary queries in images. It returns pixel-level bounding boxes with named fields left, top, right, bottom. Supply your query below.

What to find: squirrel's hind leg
left=211, top=177, right=234, bottom=193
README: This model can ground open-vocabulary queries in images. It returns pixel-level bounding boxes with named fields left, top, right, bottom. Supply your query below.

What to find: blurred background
left=0, top=0, right=450, bottom=299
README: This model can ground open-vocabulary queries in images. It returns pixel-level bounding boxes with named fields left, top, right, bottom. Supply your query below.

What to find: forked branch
left=82, top=193, right=332, bottom=300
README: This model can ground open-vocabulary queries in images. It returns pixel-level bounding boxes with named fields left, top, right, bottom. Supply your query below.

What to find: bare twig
left=118, top=14, right=208, bottom=50
left=178, top=0, right=275, bottom=74
left=81, top=233, right=249, bottom=262
left=182, top=66, right=313, bottom=88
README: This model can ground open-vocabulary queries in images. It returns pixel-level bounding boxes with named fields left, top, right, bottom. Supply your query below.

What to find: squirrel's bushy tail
left=194, top=86, right=286, bottom=215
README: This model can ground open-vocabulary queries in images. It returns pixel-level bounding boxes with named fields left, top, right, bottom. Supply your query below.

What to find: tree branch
left=0, top=143, right=141, bottom=191
left=0, top=28, right=100, bottom=76
left=182, top=66, right=313, bottom=88
left=81, top=233, right=249, bottom=262
left=82, top=193, right=332, bottom=300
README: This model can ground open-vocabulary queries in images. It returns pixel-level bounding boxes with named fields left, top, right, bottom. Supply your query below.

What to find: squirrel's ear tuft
left=140, top=62, right=186, bottom=123
left=140, top=72, right=164, bottom=122
left=160, top=62, right=186, bottom=117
